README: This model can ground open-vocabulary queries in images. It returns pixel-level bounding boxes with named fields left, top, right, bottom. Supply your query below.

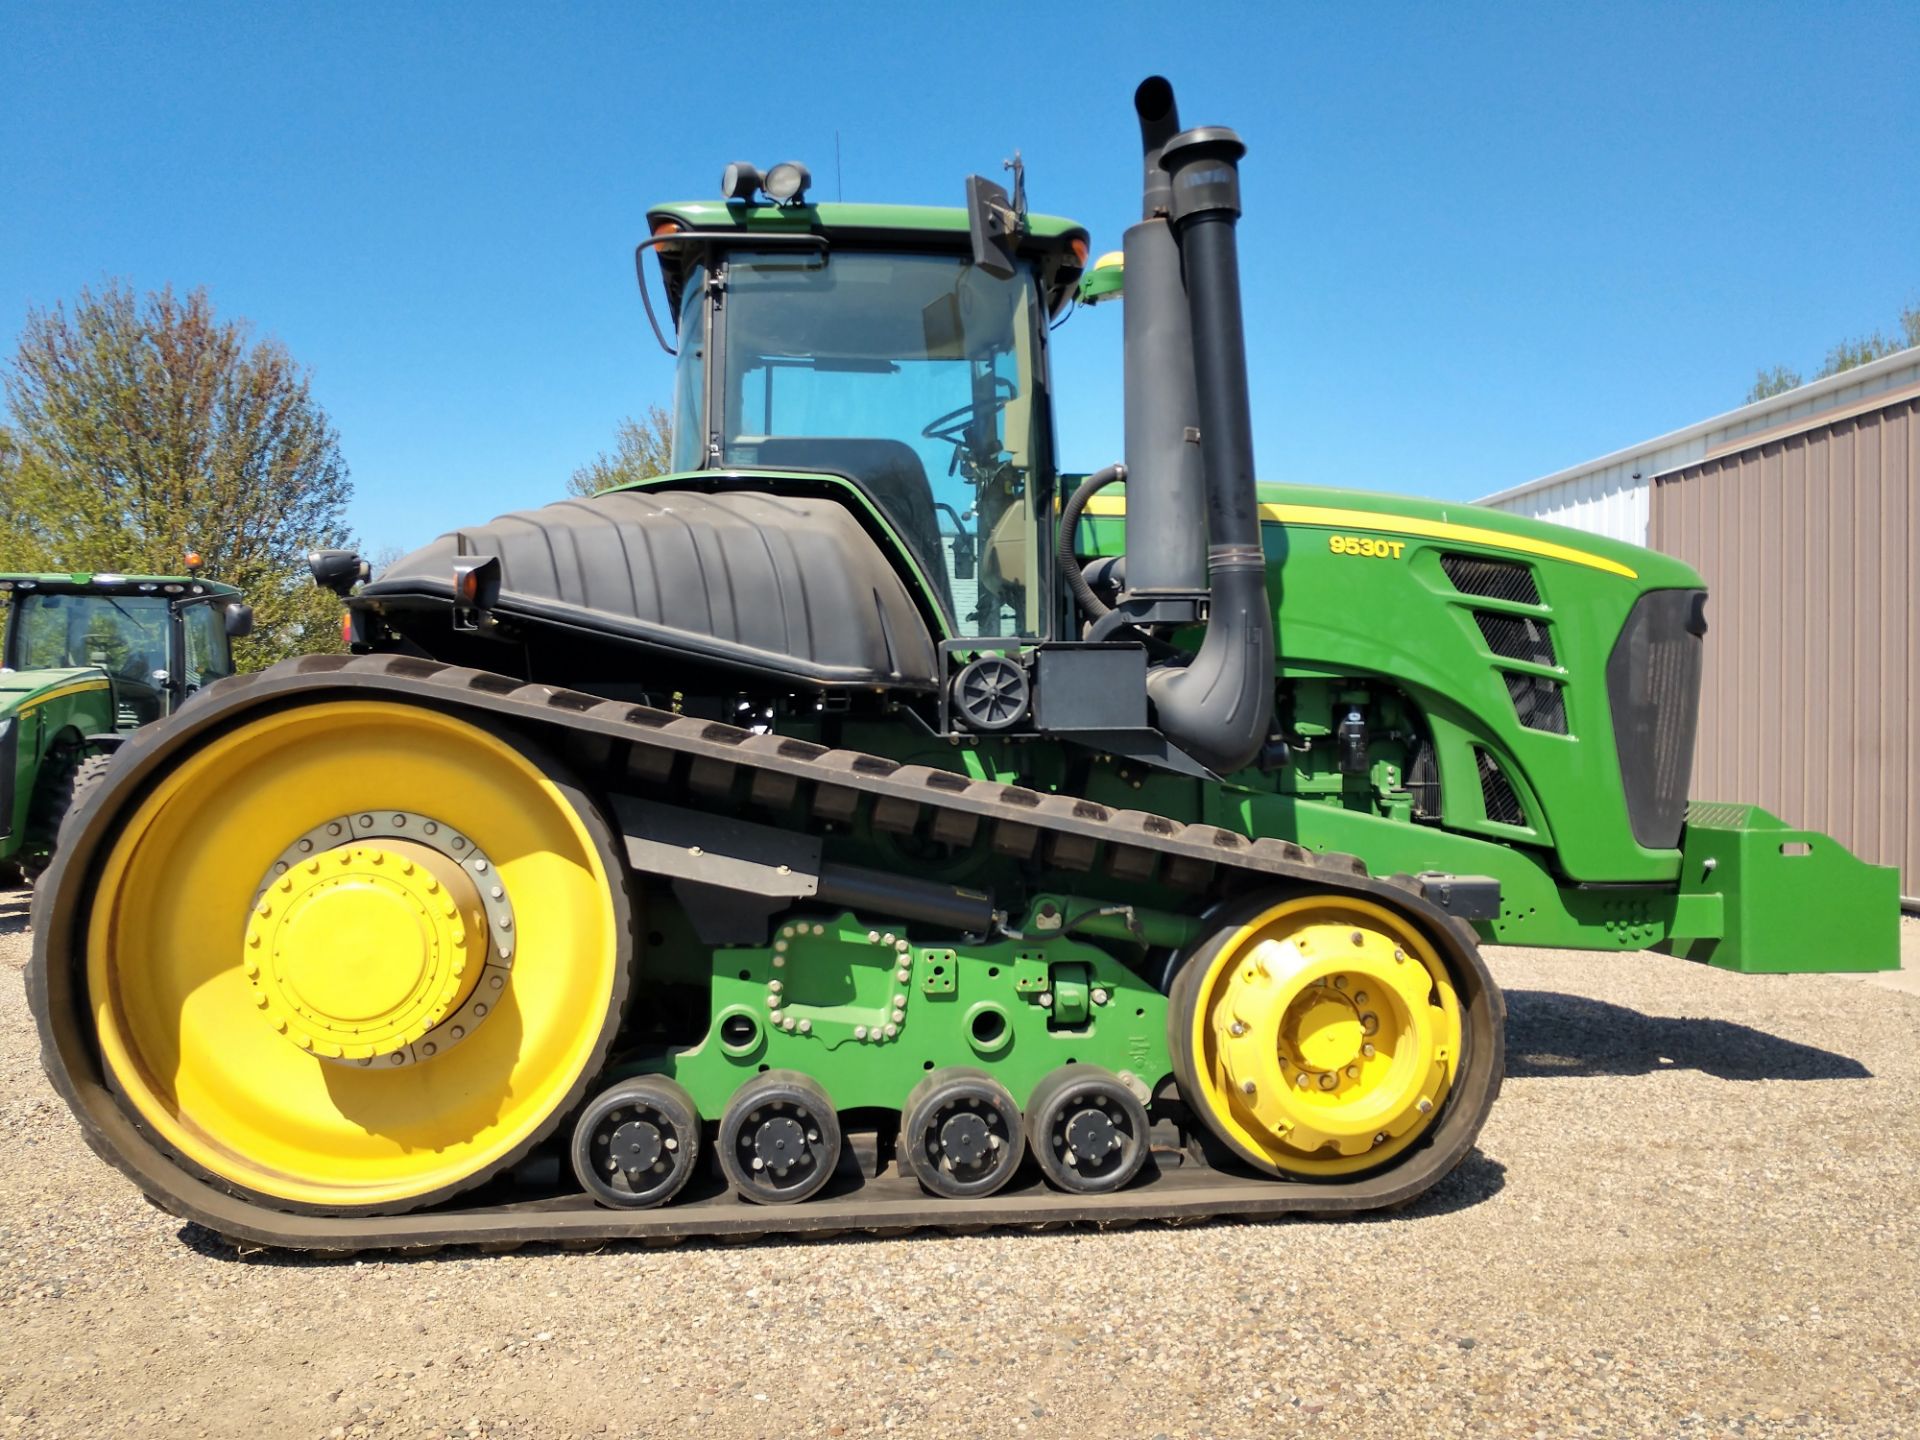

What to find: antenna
left=835, top=131, right=843, bottom=202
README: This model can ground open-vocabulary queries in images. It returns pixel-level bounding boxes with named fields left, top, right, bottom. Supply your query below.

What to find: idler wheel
left=718, top=1070, right=842, bottom=1205
left=899, top=1066, right=1024, bottom=1200
left=571, top=1076, right=701, bottom=1209
left=1026, top=1063, right=1149, bottom=1195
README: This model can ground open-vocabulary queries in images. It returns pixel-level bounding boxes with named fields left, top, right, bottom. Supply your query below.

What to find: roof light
left=721, top=162, right=763, bottom=202
left=763, top=161, right=812, bottom=206
left=184, top=550, right=202, bottom=569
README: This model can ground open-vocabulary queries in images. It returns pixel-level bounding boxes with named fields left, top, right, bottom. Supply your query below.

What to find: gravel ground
left=2, top=881, right=1916, bottom=1440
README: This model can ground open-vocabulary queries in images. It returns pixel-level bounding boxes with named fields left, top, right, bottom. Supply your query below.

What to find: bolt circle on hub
left=245, top=810, right=517, bottom=1068
left=571, top=1076, right=702, bottom=1209
left=718, top=1070, right=841, bottom=1205
left=1026, top=1063, right=1149, bottom=1195
left=899, top=1067, right=1024, bottom=1200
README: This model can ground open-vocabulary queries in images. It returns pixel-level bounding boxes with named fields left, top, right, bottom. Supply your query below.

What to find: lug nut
left=1229, top=1020, right=1248, bottom=1037
left=1417, top=1098, right=1433, bottom=1114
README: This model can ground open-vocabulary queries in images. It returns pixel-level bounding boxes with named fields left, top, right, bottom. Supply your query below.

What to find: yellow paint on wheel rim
left=1185, top=896, right=1461, bottom=1176
left=88, top=701, right=620, bottom=1209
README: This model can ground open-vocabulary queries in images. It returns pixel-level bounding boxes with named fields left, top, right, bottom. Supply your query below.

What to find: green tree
left=1746, top=364, right=1803, bottom=403
left=567, top=404, right=674, bottom=496
left=1, top=283, right=351, bottom=669
left=1746, top=299, right=1920, bottom=403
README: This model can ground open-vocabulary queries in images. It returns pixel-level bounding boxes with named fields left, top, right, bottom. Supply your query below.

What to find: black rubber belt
left=30, top=652, right=1505, bottom=1253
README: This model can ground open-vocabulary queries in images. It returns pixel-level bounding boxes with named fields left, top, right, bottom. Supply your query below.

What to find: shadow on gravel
left=0, top=894, right=29, bottom=936
left=1505, top=990, right=1871, bottom=1081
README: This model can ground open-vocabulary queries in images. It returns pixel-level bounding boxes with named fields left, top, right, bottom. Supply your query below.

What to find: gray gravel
left=2, top=880, right=1916, bottom=1439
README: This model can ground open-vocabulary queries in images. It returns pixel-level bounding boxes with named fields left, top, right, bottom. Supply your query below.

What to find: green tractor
left=30, top=78, right=1899, bottom=1251
left=1, top=569, right=251, bottom=877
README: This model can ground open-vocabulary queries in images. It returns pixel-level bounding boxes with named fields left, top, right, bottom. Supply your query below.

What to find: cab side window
left=183, top=604, right=231, bottom=690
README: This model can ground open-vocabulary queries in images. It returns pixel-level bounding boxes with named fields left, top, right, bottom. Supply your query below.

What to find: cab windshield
left=683, top=248, right=1051, bottom=637
left=6, top=592, right=170, bottom=678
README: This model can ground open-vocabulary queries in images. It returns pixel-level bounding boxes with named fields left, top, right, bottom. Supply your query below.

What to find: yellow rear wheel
left=86, top=700, right=630, bottom=1212
left=1169, top=894, right=1465, bottom=1177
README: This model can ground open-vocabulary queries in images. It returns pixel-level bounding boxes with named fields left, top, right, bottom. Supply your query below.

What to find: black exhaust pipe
left=1113, top=77, right=1208, bottom=625
left=1140, top=116, right=1274, bottom=774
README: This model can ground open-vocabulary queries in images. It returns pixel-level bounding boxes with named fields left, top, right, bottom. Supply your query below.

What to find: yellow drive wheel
left=1169, top=893, right=1465, bottom=1178
left=86, top=699, right=630, bottom=1212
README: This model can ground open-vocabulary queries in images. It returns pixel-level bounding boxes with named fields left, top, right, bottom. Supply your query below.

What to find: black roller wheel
left=718, top=1070, right=842, bottom=1205
left=571, top=1075, right=702, bottom=1209
left=899, top=1066, right=1024, bottom=1199
left=1026, top=1063, right=1150, bottom=1195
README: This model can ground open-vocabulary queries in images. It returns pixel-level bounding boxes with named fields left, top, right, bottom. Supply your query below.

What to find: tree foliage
left=567, top=405, right=675, bottom=496
left=1745, top=300, right=1920, bottom=404
left=0, top=283, right=351, bottom=670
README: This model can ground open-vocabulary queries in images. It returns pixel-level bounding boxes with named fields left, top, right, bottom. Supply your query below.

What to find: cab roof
left=0, top=573, right=241, bottom=599
left=644, top=200, right=1091, bottom=321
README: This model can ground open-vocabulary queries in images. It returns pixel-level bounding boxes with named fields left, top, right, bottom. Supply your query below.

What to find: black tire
left=22, top=751, right=116, bottom=880
left=571, top=1075, right=702, bottom=1209
left=1025, top=1064, right=1150, bottom=1195
left=718, top=1070, right=841, bottom=1205
left=898, top=1066, right=1024, bottom=1200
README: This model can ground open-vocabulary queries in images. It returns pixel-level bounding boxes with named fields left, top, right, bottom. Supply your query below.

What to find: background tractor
left=0, top=570, right=251, bottom=877
left=29, top=78, right=1899, bottom=1251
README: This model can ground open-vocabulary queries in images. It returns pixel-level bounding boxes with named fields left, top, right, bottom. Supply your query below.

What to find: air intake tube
left=1142, top=123, right=1275, bottom=774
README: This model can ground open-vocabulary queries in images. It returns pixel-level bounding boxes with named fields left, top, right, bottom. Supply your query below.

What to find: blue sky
left=3, top=1, right=1916, bottom=554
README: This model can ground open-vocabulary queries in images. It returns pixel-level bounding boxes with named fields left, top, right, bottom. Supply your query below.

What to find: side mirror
left=224, top=603, right=254, bottom=638
left=964, top=175, right=1020, bottom=281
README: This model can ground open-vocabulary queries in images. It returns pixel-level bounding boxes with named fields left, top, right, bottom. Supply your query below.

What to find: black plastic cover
left=363, top=489, right=938, bottom=690
left=1606, top=589, right=1706, bottom=849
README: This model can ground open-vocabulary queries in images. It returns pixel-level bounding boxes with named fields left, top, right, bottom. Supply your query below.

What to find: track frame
left=31, top=653, right=1506, bottom=1252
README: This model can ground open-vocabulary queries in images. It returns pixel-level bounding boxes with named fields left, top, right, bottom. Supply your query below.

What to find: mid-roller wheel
left=1026, top=1064, right=1149, bottom=1195
left=571, top=1076, right=701, bottom=1209
left=899, top=1066, right=1024, bottom=1199
left=718, top=1070, right=842, bottom=1205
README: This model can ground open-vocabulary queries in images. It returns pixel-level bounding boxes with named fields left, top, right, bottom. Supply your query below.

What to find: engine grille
left=1475, top=612, right=1556, bottom=667
left=1504, top=673, right=1569, bottom=734
left=1442, top=554, right=1541, bottom=605
left=1475, top=747, right=1526, bottom=827
left=1606, top=590, right=1706, bottom=849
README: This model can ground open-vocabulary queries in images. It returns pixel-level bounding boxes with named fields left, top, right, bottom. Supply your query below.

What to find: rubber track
left=30, top=653, right=1506, bottom=1253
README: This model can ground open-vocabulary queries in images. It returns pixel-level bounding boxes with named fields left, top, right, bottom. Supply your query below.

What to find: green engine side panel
left=1082, top=481, right=1700, bottom=885
left=0, top=669, right=115, bottom=862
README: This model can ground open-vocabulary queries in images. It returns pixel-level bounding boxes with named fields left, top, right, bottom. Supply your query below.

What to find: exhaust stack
left=1114, top=77, right=1208, bottom=623
left=1136, top=95, right=1274, bottom=774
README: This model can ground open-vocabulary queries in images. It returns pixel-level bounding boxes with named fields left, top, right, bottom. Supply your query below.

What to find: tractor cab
left=643, top=198, right=1089, bottom=639
left=1, top=573, right=252, bottom=728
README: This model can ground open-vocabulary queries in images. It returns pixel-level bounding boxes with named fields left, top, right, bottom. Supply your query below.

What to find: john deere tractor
left=1, top=570, right=251, bottom=878
left=30, top=79, right=1898, bottom=1251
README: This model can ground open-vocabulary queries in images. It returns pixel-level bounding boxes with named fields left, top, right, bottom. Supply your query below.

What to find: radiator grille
left=1475, top=612, right=1556, bottom=666
left=1442, top=554, right=1540, bottom=605
left=1475, top=748, right=1526, bottom=826
left=1504, top=673, right=1569, bottom=734
left=1606, top=590, right=1706, bottom=849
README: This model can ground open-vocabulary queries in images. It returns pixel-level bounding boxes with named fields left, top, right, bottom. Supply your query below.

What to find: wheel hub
left=753, top=1115, right=809, bottom=1175
left=246, top=811, right=517, bottom=1068
left=610, top=1118, right=664, bottom=1173
left=1063, top=1105, right=1119, bottom=1162
left=937, top=1109, right=992, bottom=1168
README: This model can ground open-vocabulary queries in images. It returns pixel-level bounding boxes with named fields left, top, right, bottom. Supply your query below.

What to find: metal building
left=1479, top=348, right=1920, bottom=905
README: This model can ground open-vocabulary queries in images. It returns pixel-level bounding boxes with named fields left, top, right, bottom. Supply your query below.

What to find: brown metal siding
left=1651, top=395, right=1918, bottom=900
